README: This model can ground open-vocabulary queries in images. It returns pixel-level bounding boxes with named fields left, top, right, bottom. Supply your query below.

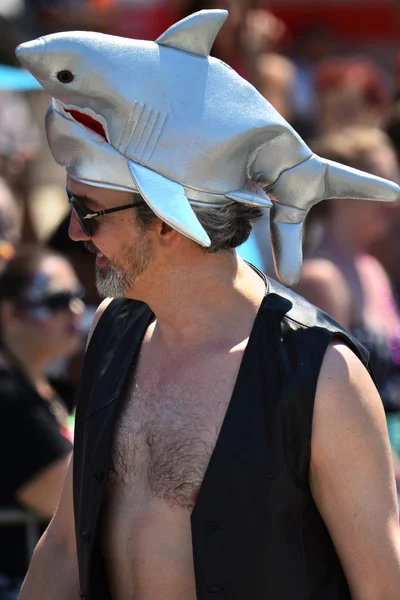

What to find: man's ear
left=154, top=220, right=182, bottom=249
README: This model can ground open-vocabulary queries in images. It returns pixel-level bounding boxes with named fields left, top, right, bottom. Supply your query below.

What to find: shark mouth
left=52, top=98, right=110, bottom=143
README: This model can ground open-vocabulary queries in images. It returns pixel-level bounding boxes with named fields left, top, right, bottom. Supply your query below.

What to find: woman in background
left=0, top=245, right=85, bottom=598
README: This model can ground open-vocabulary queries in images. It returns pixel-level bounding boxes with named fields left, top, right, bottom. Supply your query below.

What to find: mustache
left=84, top=241, right=99, bottom=254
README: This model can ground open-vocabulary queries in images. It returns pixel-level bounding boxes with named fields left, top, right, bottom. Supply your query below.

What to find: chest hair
left=108, top=365, right=234, bottom=511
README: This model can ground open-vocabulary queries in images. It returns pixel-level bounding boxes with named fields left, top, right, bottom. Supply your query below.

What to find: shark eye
left=57, top=70, right=74, bottom=84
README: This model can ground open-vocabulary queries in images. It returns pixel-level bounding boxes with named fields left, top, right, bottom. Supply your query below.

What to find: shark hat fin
left=128, top=160, right=211, bottom=247
left=270, top=217, right=305, bottom=289
left=156, top=9, right=228, bottom=57
left=225, top=181, right=273, bottom=207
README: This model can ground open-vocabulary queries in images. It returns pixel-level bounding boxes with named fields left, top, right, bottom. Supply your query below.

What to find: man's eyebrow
left=66, top=188, right=103, bottom=208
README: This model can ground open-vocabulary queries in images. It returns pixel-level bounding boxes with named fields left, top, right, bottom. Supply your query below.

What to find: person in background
left=0, top=245, right=84, bottom=598
left=370, top=100, right=400, bottom=306
left=297, top=126, right=400, bottom=483
left=289, top=23, right=338, bottom=141
left=254, top=52, right=296, bottom=123
left=386, top=99, right=400, bottom=165
left=315, top=57, right=391, bottom=136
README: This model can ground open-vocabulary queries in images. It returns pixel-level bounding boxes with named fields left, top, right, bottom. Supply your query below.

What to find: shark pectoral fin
left=322, top=157, right=400, bottom=203
left=270, top=221, right=304, bottom=288
left=156, top=9, right=228, bottom=57
left=270, top=204, right=307, bottom=288
left=225, top=181, right=273, bottom=207
left=128, top=160, right=211, bottom=247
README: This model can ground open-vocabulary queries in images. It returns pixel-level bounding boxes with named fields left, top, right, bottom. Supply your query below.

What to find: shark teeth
left=52, top=98, right=110, bottom=143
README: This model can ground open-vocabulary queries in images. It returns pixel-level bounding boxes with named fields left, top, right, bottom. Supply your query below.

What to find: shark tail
left=322, top=157, right=400, bottom=203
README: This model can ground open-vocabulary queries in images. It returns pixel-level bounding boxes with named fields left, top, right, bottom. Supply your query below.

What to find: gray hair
left=134, top=195, right=263, bottom=252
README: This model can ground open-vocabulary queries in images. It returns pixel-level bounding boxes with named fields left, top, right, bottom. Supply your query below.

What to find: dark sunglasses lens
left=44, top=294, right=72, bottom=311
left=43, top=290, right=84, bottom=312
left=69, top=197, right=93, bottom=237
left=76, top=209, right=93, bottom=237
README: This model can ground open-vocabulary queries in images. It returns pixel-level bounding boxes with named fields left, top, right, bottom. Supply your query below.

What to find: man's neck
left=134, top=253, right=267, bottom=349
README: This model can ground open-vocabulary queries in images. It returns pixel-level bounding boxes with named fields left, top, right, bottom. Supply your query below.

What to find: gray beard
left=95, top=263, right=130, bottom=298
left=88, top=227, right=153, bottom=299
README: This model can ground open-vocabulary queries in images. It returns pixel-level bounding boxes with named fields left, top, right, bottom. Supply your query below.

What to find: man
left=16, top=9, right=400, bottom=600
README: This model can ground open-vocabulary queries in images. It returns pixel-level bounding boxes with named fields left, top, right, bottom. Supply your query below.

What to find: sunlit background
left=1, top=0, right=400, bottom=596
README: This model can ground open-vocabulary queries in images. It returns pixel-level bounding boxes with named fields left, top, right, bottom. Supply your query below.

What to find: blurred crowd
left=1, top=0, right=400, bottom=596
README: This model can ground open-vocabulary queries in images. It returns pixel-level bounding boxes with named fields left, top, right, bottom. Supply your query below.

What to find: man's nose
left=68, top=211, right=91, bottom=242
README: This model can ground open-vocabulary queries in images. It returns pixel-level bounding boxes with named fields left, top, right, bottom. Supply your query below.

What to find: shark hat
left=16, top=10, right=400, bottom=286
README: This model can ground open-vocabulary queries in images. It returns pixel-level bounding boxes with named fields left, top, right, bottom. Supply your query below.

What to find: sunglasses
left=19, top=286, right=85, bottom=317
left=67, top=189, right=141, bottom=237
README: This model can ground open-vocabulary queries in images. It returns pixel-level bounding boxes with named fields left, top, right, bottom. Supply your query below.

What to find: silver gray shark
left=16, top=9, right=400, bottom=286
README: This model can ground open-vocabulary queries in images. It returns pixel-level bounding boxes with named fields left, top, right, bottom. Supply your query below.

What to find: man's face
left=66, top=177, right=155, bottom=299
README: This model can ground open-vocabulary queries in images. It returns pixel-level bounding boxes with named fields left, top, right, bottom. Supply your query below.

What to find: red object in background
left=315, top=58, right=390, bottom=109
left=265, top=1, right=398, bottom=41
left=95, top=1, right=184, bottom=41
left=116, top=5, right=183, bottom=40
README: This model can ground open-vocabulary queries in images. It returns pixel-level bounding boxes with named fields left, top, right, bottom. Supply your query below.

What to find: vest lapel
left=86, top=300, right=153, bottom=418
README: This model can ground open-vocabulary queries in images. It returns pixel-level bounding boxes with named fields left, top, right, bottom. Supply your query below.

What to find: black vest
left=73, top=277, right=371, bottom=600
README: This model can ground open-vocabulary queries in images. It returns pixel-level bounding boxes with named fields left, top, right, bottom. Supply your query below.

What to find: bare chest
left=108, top=355, right=243, bottom=510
